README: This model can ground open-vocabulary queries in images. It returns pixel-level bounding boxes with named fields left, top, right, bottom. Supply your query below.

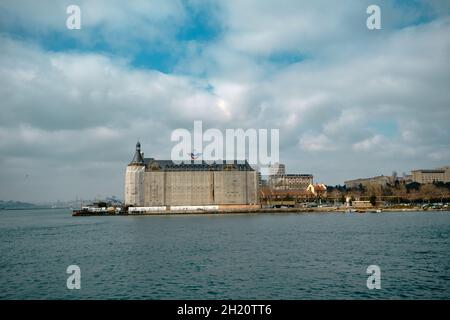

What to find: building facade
left=411, top=167, right=450, bottom=184
left=268, top=163, right=286, bottom=176
left=306, top=183, right=327, bottom=197
left=268, top=174, right=313, bottom=191
left=344, top=175, right=391, bottom=189
left=125, top=142, right=258, bottom=206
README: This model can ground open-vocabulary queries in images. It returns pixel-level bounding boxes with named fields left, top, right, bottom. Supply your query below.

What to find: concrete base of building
left=126, top=204, right=261, bottom=214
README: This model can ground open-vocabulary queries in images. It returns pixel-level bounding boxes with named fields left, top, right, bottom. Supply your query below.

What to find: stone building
left=124, top=142, right=258, bottom=207
left=268, top=174, right=313, bottom=191
left=344, top=175, right=391, bottom=189
left=411, top=167, right=450, bottom=184
left=268, top=163, right=286, bottom=176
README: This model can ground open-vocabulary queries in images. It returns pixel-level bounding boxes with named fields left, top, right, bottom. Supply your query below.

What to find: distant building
left=256, top=171, right=263, bottom=189
left=306, top=183, right=327, bottom=197
left=265, top=163, right=313, bottom=192
left=268, top=163, right=285, bottom=176
left=352, top=200, right=373, bottom=208
left=125, top=142, right=258, bottom=207
left=344, top=175, right=391, bottom=189
left=411, top=167, right=450, bottom=184
left=268, top=174, right=313, bottom=191
left=398, top=174, right=413, bottom=184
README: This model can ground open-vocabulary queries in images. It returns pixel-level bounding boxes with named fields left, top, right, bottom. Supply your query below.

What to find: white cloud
left=299, top=133, right=335, bottom=152
left=0, top=0, right=188, bottom=50
left=0, top=1, right=449, bottom=200
left=352, top=135, right=387, bottom=151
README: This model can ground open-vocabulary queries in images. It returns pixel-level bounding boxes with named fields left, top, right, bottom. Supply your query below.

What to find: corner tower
left=124, top=141, right=146, bottom=206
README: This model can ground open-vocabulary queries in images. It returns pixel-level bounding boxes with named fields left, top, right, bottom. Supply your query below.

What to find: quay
left=72, top=206, right=449, bottom=216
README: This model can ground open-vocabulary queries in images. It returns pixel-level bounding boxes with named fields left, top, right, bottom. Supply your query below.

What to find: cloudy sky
left=0, top=0, right=449, bottom=202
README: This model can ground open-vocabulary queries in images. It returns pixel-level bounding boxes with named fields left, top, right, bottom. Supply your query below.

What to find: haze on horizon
left=0, top=0, right=449, bottom=202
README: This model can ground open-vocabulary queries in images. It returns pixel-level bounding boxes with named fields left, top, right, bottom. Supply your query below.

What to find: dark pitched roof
left=143, top=158, right=254, bottom=171
left=129, top=142, right=144, bottom=165
left=129, top=151, right=144, bottom=165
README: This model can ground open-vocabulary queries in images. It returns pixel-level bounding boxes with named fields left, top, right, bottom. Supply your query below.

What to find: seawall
left=72, top=206, right=450, bottom=216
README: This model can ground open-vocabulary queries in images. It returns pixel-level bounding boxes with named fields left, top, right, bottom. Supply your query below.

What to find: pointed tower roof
left=129, top=141, right=145, bottom=165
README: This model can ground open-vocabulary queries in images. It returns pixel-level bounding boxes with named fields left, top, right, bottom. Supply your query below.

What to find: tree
left=367, top=183, right=382, bottom=197
left=329, top=189, right=342, bottom=204
left=369, top=195, right=377, bottom=207
left=435, top=185, right=449, bottom=203
left=358, top=183, right=365, bottom=192
left=393, top=184, right=407, bottom=204
left=406, top=182, right=421, bottom=192
left=421, top=184, right=439, bottom=204
left=350, top=196, right=355, bottom=206
left=392, top=171, right=398, bottom=185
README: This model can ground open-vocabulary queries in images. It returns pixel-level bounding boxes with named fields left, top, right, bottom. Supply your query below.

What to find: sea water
left=0, top=209, right=449, bottom=299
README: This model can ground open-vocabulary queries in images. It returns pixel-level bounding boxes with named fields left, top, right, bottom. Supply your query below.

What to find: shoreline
left=72, top=207, right=450, bottom=216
